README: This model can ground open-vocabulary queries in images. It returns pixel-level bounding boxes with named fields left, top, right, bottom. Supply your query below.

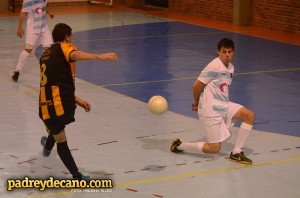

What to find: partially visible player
left=12, top=0, right=53, bottom=82
left=39, top=23, right=118, bottom=179
left=171, top=38, right=255, bottom=165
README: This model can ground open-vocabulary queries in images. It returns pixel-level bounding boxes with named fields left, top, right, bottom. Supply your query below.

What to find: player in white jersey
left=12, top=0, right=53, bottom=82
left=171, top=38, right=255, bottom=164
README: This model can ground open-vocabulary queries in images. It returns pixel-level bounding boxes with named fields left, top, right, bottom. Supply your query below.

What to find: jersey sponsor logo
left=35, top=7, right=42, bottom=14
left=39, top=100, right=53, bottom=106
left=219, top=83, right=228, bottom=92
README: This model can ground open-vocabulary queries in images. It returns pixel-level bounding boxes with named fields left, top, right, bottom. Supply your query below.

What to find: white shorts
left=199, top=102, right=243, bottom=143
left=25, top=28, right=53, bottom=49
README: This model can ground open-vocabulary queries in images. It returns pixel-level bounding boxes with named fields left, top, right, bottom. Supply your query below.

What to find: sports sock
left=178, top=142, right=204, bottom=153
left=15, top=50, right=30, bottom=71
left=45, top=135, right=55, bottom=151
left=232, top=122, right=253, bottom=154
left=57, top=141, right=79, bottom=175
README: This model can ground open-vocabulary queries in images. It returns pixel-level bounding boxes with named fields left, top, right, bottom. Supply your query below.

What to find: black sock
left=45, top=135, right=55, bottom=151
left=57, top=141, right=79, bottom=175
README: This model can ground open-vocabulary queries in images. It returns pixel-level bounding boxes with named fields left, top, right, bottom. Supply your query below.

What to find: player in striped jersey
left=39, top=23, right=117, bottom=179
left=171, top=38, right=255, bottom=165
left=12, top=0, right=53, bottom=82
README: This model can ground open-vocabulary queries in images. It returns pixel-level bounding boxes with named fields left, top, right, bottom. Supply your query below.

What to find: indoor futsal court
left=0, top=1, right=300, bottom=198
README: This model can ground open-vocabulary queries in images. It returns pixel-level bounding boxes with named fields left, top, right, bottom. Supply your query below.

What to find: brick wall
left=248, top=0, right=300, bottom=32
left=9, top=0, right=298, bottom=32
left=126, top=0, right=143, bottom=7
left=126, top=0, right=299, bottom=32
left=169, top=0, right=233, bottom=23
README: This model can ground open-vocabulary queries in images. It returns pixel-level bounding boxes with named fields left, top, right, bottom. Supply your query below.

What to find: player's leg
left=53, top=130, right=90, bottom=180
left=43, top=118, right=90, bottom=180
left=228, top=102, right=255, bottom=164
left=232, top=107, right=254, bottom=154
left=41, top=126, right=55, bottom=157
left=171, top=116, right=228, bottom=154
left=171, top=139, right=221, bottom=154
left=170, top=138, right=206, bottom=153
left=12, top=33, right=38, bottom=81
left=40, top=28, right=53, bottom=51
left=53, top=130, right=78, bottom=176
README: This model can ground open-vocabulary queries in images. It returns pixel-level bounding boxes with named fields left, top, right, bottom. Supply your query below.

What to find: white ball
left=148, top=95, right=168, bottom=115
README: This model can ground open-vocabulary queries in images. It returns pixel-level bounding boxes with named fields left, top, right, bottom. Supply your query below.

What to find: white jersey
left=22, top=0, right=48, bottom=34
left=197, top=57, right=234, bottom=117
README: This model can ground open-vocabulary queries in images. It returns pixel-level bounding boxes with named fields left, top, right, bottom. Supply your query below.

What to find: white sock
left=233, top=122, right=253, bottom=154
left=15, top=50, right=30, bottom=71
left=178, top=142, right=204, bottom=153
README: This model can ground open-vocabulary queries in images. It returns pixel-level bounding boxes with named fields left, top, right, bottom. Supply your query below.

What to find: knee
left=205, top=143, right=221, bottom=154
left=53, top=130, right=67, bottom=143
left=245, top=110, right=255, bottom=124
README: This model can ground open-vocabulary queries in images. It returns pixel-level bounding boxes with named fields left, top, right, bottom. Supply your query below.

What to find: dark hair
left=52, top=23, right=72, bottom=42
left=217, top=38, right=234, bottom=51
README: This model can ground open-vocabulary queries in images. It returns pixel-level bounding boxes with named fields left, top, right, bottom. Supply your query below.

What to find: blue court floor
left=0, top=8, right=300, bottom=198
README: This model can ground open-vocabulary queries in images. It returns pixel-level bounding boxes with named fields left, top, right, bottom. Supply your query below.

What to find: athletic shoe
left=170, top=138, right=183, bottom=153
left=12, top=71, right=20, bottom=82
left=229, top=152, right=252, bottom=165
left=40, top=136, right=51, bottom=157
left=73, top=172, right=91, bottom=180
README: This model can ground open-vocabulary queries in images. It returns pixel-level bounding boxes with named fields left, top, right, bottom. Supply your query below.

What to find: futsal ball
left=148, top=95, right=168, bottom=115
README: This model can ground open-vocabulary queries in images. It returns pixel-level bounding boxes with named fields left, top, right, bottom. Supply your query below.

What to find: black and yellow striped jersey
left=39, top=42, right=77, bottom=121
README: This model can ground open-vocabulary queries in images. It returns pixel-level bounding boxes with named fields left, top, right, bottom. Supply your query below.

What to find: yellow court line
left=101, top=67, right=300, bottom=87
left=26, top=191, right=71, bottom=198
left=24, top=156, right=300, bottom=198
left=117, top=156, right=300, bottom=188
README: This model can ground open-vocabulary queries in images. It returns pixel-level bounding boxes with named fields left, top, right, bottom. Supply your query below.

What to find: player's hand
left=191, top=102, right=198, bottom=111
left=75, top=97, right=91, bottom=112
left=17, top=27, right=23, bottom=38
left=46, top=8, right=54, bottom=19
left=99, top=53, right=118, bottom=61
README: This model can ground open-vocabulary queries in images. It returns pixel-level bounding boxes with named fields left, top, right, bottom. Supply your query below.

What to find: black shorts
left=43, top=109, right=75, bottom=135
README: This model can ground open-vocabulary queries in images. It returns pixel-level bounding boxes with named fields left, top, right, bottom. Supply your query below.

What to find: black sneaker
left=12, top=71, right=20, bottom=82
left=73, top=172, right=90, bottom=180
left=170, top=138, right=183, bottom=153
left=229, top=152, right=252, bottom=165
left=40, top=136, right=51, bottom=157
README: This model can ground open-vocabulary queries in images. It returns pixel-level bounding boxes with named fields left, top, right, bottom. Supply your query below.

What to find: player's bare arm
left=70, top=51, right=118, bottom=61
left=17, top=12, right=27, bottom=38
left=192, top=80, right=206, bottom=111
left=75, top=96, right=91, bottom=112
